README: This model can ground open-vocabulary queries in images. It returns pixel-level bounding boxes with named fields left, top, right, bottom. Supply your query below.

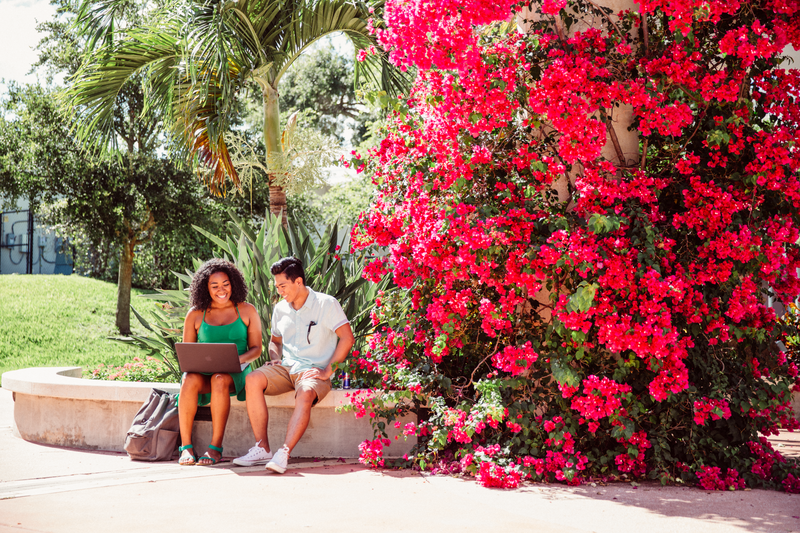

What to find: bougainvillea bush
left=348, top=0, right=800, bottom=491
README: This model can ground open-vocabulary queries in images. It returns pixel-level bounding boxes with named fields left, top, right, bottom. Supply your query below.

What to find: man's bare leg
left=283, top=389, right=317, bottom=453
left=266, top=387, right=320, bottom=472
left=244, top=371, right=271, bottom=453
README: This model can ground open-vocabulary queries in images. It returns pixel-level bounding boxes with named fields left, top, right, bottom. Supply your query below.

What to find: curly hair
left=189, top=258, right=249, bottom=310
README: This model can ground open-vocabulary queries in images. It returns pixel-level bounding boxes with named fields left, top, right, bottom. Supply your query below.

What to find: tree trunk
left=269, top=185, right=288, bottom=225
left=115, top=228, right=135, bottom=335
left=257, top=78, right=288, bottom=226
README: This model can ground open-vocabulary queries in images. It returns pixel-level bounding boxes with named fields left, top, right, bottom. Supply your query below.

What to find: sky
left=0, top=0, right=57, bottom=89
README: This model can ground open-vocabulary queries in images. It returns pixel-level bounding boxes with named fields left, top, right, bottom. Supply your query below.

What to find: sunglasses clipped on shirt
left=307, top=321, right=317, bottom=343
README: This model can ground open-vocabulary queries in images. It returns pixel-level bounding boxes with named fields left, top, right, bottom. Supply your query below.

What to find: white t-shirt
left=271, top=287, right=349, bottom=374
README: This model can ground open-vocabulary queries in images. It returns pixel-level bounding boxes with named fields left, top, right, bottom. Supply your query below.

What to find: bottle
left=343, top=373, right=351, bottom=389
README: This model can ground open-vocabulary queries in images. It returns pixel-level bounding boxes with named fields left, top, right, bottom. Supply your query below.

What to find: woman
left=178, top=258, right=262, bottom=466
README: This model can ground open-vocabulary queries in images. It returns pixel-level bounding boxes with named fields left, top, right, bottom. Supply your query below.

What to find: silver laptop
left=175, top=343, right=244, bottom=374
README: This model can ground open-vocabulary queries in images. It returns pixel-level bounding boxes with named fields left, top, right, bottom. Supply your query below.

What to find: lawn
left=0, top=274, right=163, bottom=385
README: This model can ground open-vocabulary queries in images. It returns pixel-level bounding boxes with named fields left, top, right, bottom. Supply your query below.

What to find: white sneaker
left=233, top=441, right=273, bottom=466
left=266, top=444, right=290, bottom=473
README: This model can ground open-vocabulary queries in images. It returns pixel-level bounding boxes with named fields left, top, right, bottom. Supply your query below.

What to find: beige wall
left=3, top=367, right=416, bottom=458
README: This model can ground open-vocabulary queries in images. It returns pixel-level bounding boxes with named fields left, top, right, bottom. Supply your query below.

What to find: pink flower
left=358, top=438, right=390, bottom=468
left=541, top=0, right=567, bottom=15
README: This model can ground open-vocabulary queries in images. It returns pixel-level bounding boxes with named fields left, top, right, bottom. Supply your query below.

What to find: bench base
left=2, top=367, right=416, bottom=459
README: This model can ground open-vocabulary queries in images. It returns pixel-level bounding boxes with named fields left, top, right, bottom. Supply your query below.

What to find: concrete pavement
left=0, top=388, right=798, bottom=533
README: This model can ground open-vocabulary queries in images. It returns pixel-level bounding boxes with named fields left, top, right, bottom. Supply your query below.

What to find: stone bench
left=1, top=367, right=416, bottom=459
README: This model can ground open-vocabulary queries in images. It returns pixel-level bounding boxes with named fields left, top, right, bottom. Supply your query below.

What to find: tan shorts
left=253, top=364, right=331, bottom=404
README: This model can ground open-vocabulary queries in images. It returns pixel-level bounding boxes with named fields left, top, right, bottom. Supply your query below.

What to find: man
left=233, top=256, right=354, bottom=473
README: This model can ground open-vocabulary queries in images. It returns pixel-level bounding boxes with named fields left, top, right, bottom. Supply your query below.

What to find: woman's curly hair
left=190, top=258, right=248, bottom=310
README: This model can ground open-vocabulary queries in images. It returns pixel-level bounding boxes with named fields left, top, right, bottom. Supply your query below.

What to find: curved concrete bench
left=2, top=367, right=415, bottom=459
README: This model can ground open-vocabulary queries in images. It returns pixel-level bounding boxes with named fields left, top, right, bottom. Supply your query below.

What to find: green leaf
left=550, top=358, right=580, bottom=387
left=129, top=305, right=153, bottom=332
left=587, top=213, right=623, bottom=234
left=566, top=282, right=598, bottom=313
left=193, top=224, right=232, bottom=254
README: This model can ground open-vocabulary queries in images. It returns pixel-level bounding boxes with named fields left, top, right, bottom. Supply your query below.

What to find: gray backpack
left=124, top=388, right=179, bottom=461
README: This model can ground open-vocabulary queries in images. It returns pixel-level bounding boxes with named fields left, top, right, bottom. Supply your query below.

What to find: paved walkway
left=0, top=388, right=798, bottom=533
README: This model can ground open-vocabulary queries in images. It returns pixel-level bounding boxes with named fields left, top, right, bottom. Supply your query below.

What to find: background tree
left=279, top=44, right=375, bottom=143
left=311, top=174, right=374, bottom=228
left=34, top=0, right=163, bottom=332
left=2, top=0, right=251, bottom=333
left=66, top=0, right=409, bottom=224
left=0, top=83, right=211, bottom=333
left=239, top=41, right=384, bottom=229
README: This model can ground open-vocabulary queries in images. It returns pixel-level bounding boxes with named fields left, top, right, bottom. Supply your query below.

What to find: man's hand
left=301, top=365, right=333, bottom=381
left=268, top=335, right=283, bottom=364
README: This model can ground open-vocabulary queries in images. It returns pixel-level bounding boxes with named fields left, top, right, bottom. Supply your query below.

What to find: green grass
left=0, top=274, right=162, bottom=385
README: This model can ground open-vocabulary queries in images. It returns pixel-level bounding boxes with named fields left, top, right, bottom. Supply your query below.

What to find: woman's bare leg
left=178, top=373, right=210, bottom=464
left=197, top=373, right=234, bottom=465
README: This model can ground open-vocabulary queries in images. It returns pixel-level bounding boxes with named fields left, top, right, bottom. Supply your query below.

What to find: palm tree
left=66, top=0, right=407, bottom=220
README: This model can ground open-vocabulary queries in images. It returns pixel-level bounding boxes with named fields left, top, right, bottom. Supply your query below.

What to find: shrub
left=351, top=0, right=800, bottom=490
left=118, top=210, right=390, bottom=386
left=85, top=356, right=173, bottom=383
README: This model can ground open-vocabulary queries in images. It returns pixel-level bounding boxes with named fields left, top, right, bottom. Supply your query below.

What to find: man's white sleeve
left=325, top=297, right=349, bottom=332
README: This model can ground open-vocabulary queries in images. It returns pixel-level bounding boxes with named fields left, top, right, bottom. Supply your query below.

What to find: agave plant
left=117, top=210, right=392, bottom=382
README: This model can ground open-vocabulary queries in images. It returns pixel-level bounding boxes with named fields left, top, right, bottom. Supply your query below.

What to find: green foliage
left=0, top=79, right=213, bottom=332
left=66, top=0, right=410, bottom=197
left=0, top=83, right=75, bottom=209
left=280, top=44, right=356, bottom=132
left=38, top=153, right=206, bottom=251
left=0, top=82, right=268, bottom=292
left=314, top=175, right=376, bottom=228
left=783, top=304, right=800, bottom=355
left=114, top=295, right=188, bottom=381
left=32, top=0, right=84, bottom=82
left=566, top=282, right=598, bottom=313
left=286, top=190, right=324, bottom=230
left=280, top=41, right=374, bottom=143
left=131, top=222, right=221, bottom=290
left=0, top=275, right=160, bottom=385
left=227, top=109, right=341, bottom=196
left=123, top=210, right=391, bottom=383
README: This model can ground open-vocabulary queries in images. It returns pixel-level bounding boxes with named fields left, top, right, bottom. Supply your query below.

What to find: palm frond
left=225, top=0, right=285, bottom=66
left=64, top=26, right=181, bottom=152
left=74, top=0, right=130, bottom=49
left=174, top=63, right=243, bottom=195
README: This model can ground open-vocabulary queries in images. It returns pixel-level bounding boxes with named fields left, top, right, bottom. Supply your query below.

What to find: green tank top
left=197, top=305, right=248, bottom=356
left=191, top=304, right=253, bottom=406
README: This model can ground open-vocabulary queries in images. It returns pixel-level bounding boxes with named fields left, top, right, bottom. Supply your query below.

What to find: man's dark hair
left=271, top=256, right=306, bottom=285
left=190, top=258, right=248, bottom=310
